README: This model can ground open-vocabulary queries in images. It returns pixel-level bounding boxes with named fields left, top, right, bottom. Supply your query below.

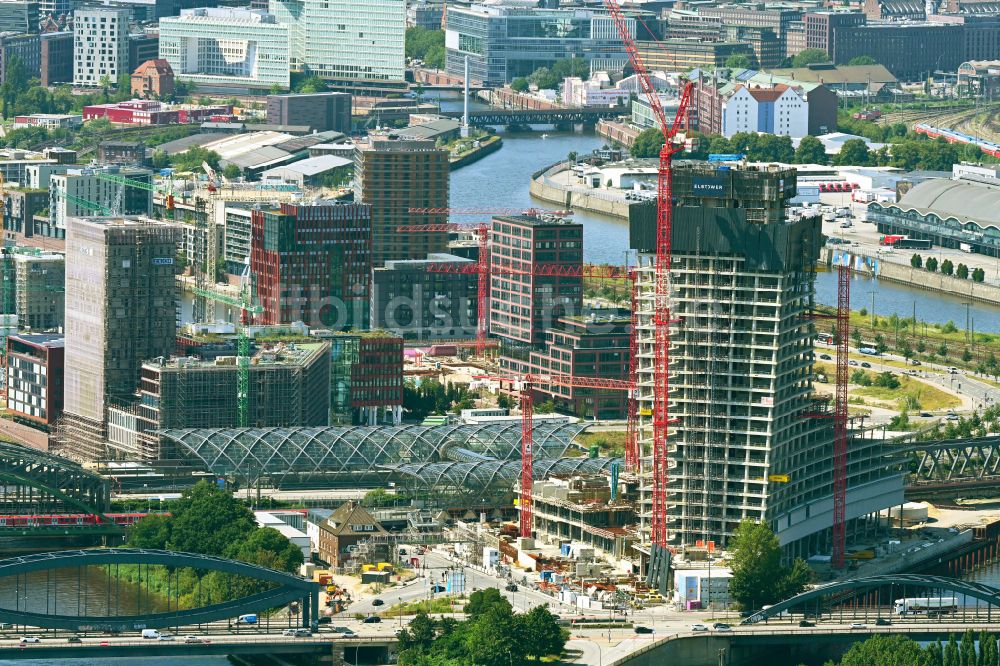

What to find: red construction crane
left=397, top=222, right=492, bottom=357
left=606, top=0, right=693, bottom=549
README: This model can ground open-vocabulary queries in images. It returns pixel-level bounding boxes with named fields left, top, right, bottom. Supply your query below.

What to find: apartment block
left=444, top=5, right=632, bottom=86
left=158, top=8, right=290, bottom=91
left=73, top=7, right=130, bottom=87
left=6, top=333, right=63, bottom=427
left=107, top=341, right=331, bottom=460
left=321, top=331, right=404, bottom=426
left=59, top=216, right=179, bottom=460
left=40, top=31, right=72, bottom=86
left=50, top=167, right=154, bottom=230
left=251, top=201, right=372, bottom=330
left=13, top=250, right=64, bottom=331
left=0, top=32, right=39, bottom=83
left=631, top=162, right=903, bottom=557
left=638, top=39, right=753, bottom=72
left=3, top=188, right=48, bottom=245
left=354, top=136, right=449, bottom=266
left=269, top=0, right=405, bottom=85
left=371, top=253, right=479, bottom=342
left=266, top=93, right=352, bottom=133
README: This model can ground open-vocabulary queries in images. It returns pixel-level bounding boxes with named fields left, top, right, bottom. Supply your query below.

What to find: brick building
left=6, top=334, right=63, bottom=427
left=40, top=31, right=72, bottom=86
left=266, top=92, right=352, bottom=133
left=317, top=500, right=388, bottom=567
left=130, top=58, right=174, bottom=99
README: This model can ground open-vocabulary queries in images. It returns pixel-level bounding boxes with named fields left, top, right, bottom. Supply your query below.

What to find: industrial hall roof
left=894, top=178, right=1000, bottom=226
left=160, top=421, right=589, bottom=489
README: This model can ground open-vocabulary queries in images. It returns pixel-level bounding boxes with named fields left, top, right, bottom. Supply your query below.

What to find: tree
left=926, top=257, right=939, bottom=272
left=938, top=342, right=949, bottom=358
left=725, top=54, right=752, bottom=69
left=847, top=55, right=878, bottom=66
left=519, top=606, right=566, bottom=658
left=911, top=254, right=923, bottom=269
left=874, top=371, right=900, bottom=389
left=973, top=267, right=986, bottom=282
left=465, top=604, right=527, bottom=666
left=835, top=138, right=871, bottom=166
left=751, top=134, right=794, bottom=163
left=957, top=263, right=969, bottom=280
left=465, top=588, right=511, bottom=619
left=166, top=480, right=257, bottom=556
left=567, top=151, right=578, bottom=163
left=405, top=27, right=445, bottom=65
left=631, top=127, right=664, bottom=158
left=127, top=513, right=171, bottom=549
left=900, top=341, right=914, bottom=363
left=229, top=526, right=303, bottom=573
left=795, top=135, right=828, bottom=165
left=222, top=163, right=241, bottom=180
left=511, top=77, right=529, bottom=92
left=398, top=612, right=436, bottom=651
left=839, top=635, right=932, bottom=666
left=791, top=48, right=830, bottom=67
left=852, top=328, right=863, bottom=347
left=944, top=634, right=959, bottom=666
left=941, top=259, right=954, bottom=276
left=727, top=519, right=810, bottom=610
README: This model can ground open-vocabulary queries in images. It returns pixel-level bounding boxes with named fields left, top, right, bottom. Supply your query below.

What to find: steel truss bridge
left=438, top=108, right=622, bottom=126
left=895, top=434, right=1000, bottom=494
left=0, top=549, right=320, bottom=631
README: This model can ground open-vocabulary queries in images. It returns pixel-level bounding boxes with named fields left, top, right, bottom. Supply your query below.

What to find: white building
left=158, top=8, right=290, bottom=91
left=50, top=168, right=154, bottom=230
left=562, top=73, right=630, bottom=108
left=721, top=84, right=808, bottom=138
left=73, top=7, right=129, bottom=87
left=673, top=567, right=733, bottom=609
left=269, top=0, right=405, bottom=84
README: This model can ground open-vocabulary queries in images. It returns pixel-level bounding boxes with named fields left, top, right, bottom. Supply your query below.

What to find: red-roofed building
left=720, top=83, right=808, bottom=138
left=83, top=100, right=231, bottom=125
left=131, top=59, right=175, bottom=99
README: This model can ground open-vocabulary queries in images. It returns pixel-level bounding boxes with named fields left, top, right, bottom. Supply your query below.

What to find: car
left=849, top=360, right=859, bottom=366
left=634, top=626, right=654, bottom=634
left=363, top=616, right=382, bottom=624
left=947, top=413, right=960, bottom=421
left=861, top=362, right=871, bottom=368
left=820, top=354, right=832, bottom=360
left=875, top=618, right=892, bottom=626
left=948, top=367, right=960, bottom=374
left=911, top=360, right=921, bottom=366
left=850, top=623, right=868, bottom=629
left=294, top=629, right=312, bottom=637
left=342, top=631, right=357, bottom=638
left=19, top=637, right=40, bottom=644
left=920, top=412, right=933, bottom=417
left=713, top=623, right=732, bottom=632
left=431, top=585, right=446, bottom=593
left=505, top=583, right=518, bottom=592
left=691, top=624, right=709, bottom=632
left=317, top=617, right=332, bottom=625
left=283, top=629, right=297, bottom=636
left=184, top=635, right=203, bottom=644
left=67, top=636, right=83, bottom=643
left=372, top=599, right=384, bottom=607
left=157, top=634, right=176, bottom=641
left=798, top=620, right=815, bottom=627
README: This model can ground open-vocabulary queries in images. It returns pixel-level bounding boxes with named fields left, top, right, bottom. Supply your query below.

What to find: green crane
left=56, top=188, right=112, bottom=216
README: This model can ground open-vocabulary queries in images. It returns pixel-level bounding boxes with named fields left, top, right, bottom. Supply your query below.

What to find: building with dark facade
left=0, top=1, right=37, bottom=33
left=251, top=201, right=372, bottom=330
left=324, top=331, right=403, bottom=426
left=639, top=38, right=753, bottom=71
left=371, top=253, right=479, bottom=341
left=98, top=141, right=147, bottom=166
left=833, top=23, right=963, bottom=79
left=3, top=188, right=48, bottom=245
left=266, top=92, right=352, bottom=133
left=700, top=4, right=801, bottom=51
left=354, top=135, right=449, bottom=266
left=6, top=334, right=63, bottom=427
left=722, top=25, right=783, bottom=68
left=0, top=32, right=39, bottom=83
left=128, top=32, right=158, bottom=73
left=862, top=0, right=924, bottom=20
left=40, top=31, right=72, bottom=86
left=13, top=250, right=64, bottom=331
left=803, top=11, right=866, bottom=55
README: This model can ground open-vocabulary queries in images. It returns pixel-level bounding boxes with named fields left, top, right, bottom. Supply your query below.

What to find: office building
left=73, top=7, right=129, bottom=87
left=354, top=136, right=449, bottom=266
left=266, top=93, right=352, bottom=133
left=251, top=201, right=372, bottom=330
left=98, top=141, right=147, bottom=166
left=6, top=334, right=63, bottom=427
left=490, top=212, right=583, bottom=357
left=0, top=0, right=37, bottom=33
left=38, top=0, right=70, bottom=20
left=59, top=216, right=179, bottom=460
left=408, top=1, right=443, bottom=29
left=631, top=162, right=903, bottom=556
left=444, top=5, right=633, bottom=86
left=13, top=250, right=64, bottom=331
left=803, top=12, right=866, bottom=56
left=106, top=341, right=331, bottom=460
left=699, top=4, right=801, bottom=46
left=158, top=8, right=290, bottom=91
left=3, top=188, right=48, bottom=245
left=50, top=167, right=154, bottom=231
left=323, top=332, right=403, bottom=426
left=833, top=23, right=963, bottom=79
left=0, top=32, right=39, bottom=83
left=269, top=0, right=405, bottom=85
left=40, top=31, right=72, bottom=86
left=721, top=26, right=782, bottom=69
left=128, top=31, right=158, bottom=73
left=639, top=38, right=753, bottom=72
left=371, top=253, right=479, bottom=341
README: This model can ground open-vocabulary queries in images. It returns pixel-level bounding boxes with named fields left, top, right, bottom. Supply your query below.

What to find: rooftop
left=262, top=155, right=352, bottom=177
left=9, top=334, right=64, bottom=349
left=149, top=341, right=328, bottom=371
left=890, top=177, right=1000, bottom=225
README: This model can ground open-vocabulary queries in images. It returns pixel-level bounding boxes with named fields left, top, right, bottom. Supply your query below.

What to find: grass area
left=575, top=430, right=627, bottom=457
left=815, top=362, right=960, bottom=411
left=380, top=597, right=462, bottom=617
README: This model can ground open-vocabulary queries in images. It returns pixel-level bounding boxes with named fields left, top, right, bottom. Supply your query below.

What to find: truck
left=880, top=234, right=905, bottom=246
left=893, top=597, right=959, bottom=616
left=237, top=614, right=258, bottom=625
left=880, top=235, right=932, bottom=250
left=960, top=242, right=973, bottom=253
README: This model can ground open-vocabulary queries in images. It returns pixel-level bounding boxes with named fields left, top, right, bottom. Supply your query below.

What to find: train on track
left=0, top=513, right=165, bottom=527
left=914, top=123, right=1000, bottom=158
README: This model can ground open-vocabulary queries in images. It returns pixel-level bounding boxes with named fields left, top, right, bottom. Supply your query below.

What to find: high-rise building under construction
left=59, top=216, right=179, bottom=460
left=632, top=162, right=902, bottom=558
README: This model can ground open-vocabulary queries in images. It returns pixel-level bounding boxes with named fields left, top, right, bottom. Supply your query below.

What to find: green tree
left=911, top=253, right=923, bottom=269
left=963, top=348, right=973, bottom=363
left=941, top=259, right=954, bottom=276
left=839, top=635, right=932, bottom=666
left=943, top=634, right=959, bottom=666
left=795, top=135, right=828, bottom=165
left=835, top=138, right=871, bottom=166
left=750, top=134, right=794, bottom=163
left=398, top=611, right=436, bottom=651
left=957, top=263, right=969, bottom=280
left=631, top=127, right=664, bottom=158
left=960, top=630, right=977, bottom=666
left=725, top=54, right=752, bottom=69
left=229, top=525, right=303, bottom=572
left=852, top=328, right=863, bottom=347
left=511, top=77, right=529, bottom=92
left=972, top=267, right=986, bottom=282
left=900, top=341, right=914, bottom=363
left=222, top=163, right=241, bottom=180
left=519, top=606, right=566, bottom=658
left=465, top=588, right=511, bottom=619
left=166, top=480, right=257, bottom=556
left=926, top=257, right=939, bottom=272
left=424, top=45, right=445, bottom=69
left=938, top=342, right=949, bottom=358
left=847, top=55, right=878, bottom=66
left=465, top=604, right=527, bottom=666
left=791, top=48, right=830, bottom=67
left=127, top=513, right=171, bottom=549
left=707, top=135, right=734, bottom=155
left=405, top=27, right=446, bottom=65
left=874, top=371, right=900, bottom=389
left=727, top=519, right=810, bottom=610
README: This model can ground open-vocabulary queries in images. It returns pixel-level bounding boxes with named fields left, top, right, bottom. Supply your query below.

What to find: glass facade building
left=268, top=0, right=405, bottom=84
left=444, top=5, right=633, bottom=86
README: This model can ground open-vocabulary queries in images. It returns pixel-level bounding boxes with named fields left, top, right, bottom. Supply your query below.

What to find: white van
left=141, top=629, right=161, bottom=639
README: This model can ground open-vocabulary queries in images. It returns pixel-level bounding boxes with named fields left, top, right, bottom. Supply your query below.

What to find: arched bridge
left=742, top=574, right=1000, bottom=624
left=0, top=442, right=111, bottom=520
left=0, top=549, right=320, bottom=631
